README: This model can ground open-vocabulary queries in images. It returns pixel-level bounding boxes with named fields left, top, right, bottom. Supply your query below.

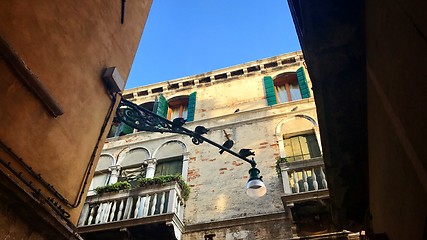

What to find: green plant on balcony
left=137, top=175, right=190, bottom=201
left=94, top=181, right=131, bottom=194
left=275, top=157, right=287, bottom=177
left=94, top=175, right=190, bottom=201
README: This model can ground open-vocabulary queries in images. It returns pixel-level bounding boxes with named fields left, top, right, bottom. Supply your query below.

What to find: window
left=284, top=134, right=321, bottom=161
left=106, top=107, right=138, bottom=138
left=168, top=97, right=189, bottom=120
left=154, top=156, right=183, bottom=177
left=88, top=155, right=113, bottom=195
left=274, top=73, right=302, bottom=103
left=106, top=122, right=134, bottom=138
left=263, top=67, right=311, bottom=106
left=140, top=102, right=155, bottom=112
left=154, top=92, right=197, bottom=122
left=89, top=173, right=110, bottom=192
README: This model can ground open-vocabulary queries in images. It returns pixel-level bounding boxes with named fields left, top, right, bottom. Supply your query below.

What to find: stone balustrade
left=78, top=182, right=184, bottom=227
left=279, top=157, right=329, bottom=204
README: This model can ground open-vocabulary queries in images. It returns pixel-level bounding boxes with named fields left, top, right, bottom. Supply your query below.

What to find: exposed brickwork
left=187, top=169, right=200, bottom=182
left=232, top=161, right=243, bottom=166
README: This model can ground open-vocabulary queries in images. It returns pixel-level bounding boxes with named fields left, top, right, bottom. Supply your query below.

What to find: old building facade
left=78, top=51, right=357, bottom=239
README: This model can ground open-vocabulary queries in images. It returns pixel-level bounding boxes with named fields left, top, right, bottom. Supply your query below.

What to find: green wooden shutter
left=263, top=76, right=277, bottom=106
left=296, top=67, right=311, bottom=98
left=155, top=94, right=168, bottom=118
left=120, top=123, right=134, bottom=135
left=186, top=92, right=197, bottom=122
left=107, top=124, right=118, bottom=138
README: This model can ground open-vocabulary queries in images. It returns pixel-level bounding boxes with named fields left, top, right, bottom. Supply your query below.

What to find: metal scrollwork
left=116, top=99, right=173, bottom=133
left=117, top=97, right=257, bottom=167
left=191, top=136, right=203, bottom=145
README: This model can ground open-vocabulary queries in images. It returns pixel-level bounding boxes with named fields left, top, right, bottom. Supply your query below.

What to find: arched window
left=274, top=72, right=302, bottom=103
left=263, top=67, right=311, bottom=106
left=119, top=148, right=149, bottom=184
left=168, top=96, right=189, bottom=120
left=153, top=141, right=187, bottom=179
left=276, top=115, right=322, bottom=161
left=88, top=155, right=114, bottom=195
left=154, top=93, right=197, bottom=121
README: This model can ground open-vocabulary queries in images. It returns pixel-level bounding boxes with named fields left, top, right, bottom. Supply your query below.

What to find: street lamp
left=116, top=97, right=267, bottom=198
left=246, top=167, right=267, bottom=198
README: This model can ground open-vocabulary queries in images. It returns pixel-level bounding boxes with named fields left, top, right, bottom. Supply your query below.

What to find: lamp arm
left=116, top=97, right=256, bottom=167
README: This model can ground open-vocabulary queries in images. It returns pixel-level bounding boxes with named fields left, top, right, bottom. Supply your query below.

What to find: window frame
left=274, top=73, right=302, bottom=103
left=284, top=132, right=321, bottom=162
left=154, top=156, right=184, bottom=177
left=167, top=97, right=189, bottom=120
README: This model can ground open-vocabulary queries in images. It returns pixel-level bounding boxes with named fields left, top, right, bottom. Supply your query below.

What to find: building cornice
left=123, top=51, right=303, bottom=101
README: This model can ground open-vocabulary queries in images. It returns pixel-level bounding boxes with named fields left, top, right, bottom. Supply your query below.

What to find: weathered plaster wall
left=183, top=214, right=292, bottom=240
left=127, top=51, right=306, bottom=120
left=366, top=0, right=427, bottom=238
left=98, top=55, right=319, bottom=236
left=0, top=0, right=152, bottom=225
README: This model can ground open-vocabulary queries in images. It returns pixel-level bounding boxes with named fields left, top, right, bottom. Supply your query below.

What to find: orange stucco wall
left=0, top=0, right=152, bottom=225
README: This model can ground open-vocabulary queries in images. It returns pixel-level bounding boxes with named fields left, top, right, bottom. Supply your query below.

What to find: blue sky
left=126, top=1, right=301, bottom=89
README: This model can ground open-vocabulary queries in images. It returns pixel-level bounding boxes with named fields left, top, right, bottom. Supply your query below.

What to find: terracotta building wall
left=0, top=0, right=152, bottom=229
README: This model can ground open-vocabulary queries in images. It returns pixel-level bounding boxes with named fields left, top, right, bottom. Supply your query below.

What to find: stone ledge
left=184, top=212, right=287, bottom=233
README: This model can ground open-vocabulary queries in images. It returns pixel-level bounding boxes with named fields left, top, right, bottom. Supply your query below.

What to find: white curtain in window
left=182, top=106, right=188, bottom=119
left=276, top=85, right=288, bottom=103
left=171, top=106, right=180, bottom=120
left=289, top=83, right=302, bottom=101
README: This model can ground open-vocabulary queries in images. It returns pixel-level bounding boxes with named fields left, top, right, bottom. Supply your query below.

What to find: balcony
left=279, top=157, right=329, bottom=205
left=77, top=182, right=184, bottom=240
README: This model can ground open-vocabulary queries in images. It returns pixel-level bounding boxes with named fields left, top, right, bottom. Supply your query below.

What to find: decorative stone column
left=276, top=135, right=287, bottom=159
left=144, top=158, right=157, bottom=179
left=108, top=165, right=121, bottom=184
left=314, top=126, right=323, bottom=154
left=280, top=163, right=293, bottom=195
left=182, top=152, right=190, bottom=182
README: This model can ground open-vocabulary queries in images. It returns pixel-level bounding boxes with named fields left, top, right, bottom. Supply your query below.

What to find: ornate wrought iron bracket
left=116, top=98, right=257, bottom=167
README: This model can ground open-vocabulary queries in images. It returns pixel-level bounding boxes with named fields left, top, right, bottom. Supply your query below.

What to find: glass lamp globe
left=246, top=167, right=267, bottom=198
